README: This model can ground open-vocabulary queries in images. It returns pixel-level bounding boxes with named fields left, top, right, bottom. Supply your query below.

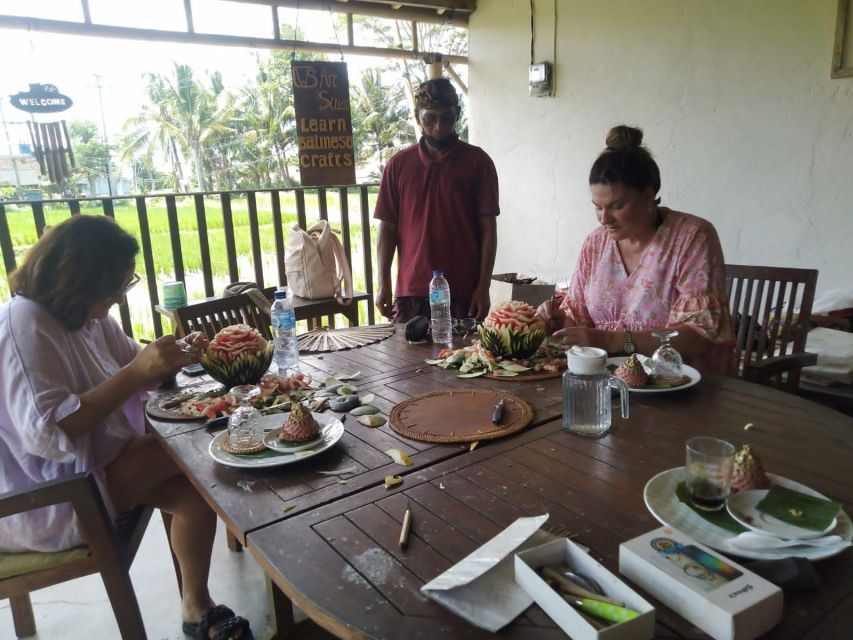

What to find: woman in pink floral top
left=540, top=126, right=735, bottom=375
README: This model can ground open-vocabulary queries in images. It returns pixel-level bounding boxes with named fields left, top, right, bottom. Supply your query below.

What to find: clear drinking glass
left=685, top=437, right=736, bottom=511
left=227, top=384, right=263, bottom=448
left=651, top=329, right=684, bottom=378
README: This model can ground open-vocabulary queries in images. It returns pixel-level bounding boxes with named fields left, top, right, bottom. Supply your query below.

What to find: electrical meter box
left=529, top=62, right=552, bottom=97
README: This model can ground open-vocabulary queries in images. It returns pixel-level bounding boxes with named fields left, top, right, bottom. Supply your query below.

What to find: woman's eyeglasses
left=119, top=273, right=142, bottom=297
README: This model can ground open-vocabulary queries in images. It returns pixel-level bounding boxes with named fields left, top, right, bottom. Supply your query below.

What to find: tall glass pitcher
left=562, top=347, right=629, bottom=437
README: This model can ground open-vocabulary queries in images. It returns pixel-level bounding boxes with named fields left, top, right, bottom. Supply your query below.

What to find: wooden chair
left=173, top=291, right=273, bottom=340
left=170, top=287, right=372, bottom=339
left=725, top=264, right=818, bottom=393
left=242, top=287, right=370, bottom=330
left=0, top=473, right=157, bottom=639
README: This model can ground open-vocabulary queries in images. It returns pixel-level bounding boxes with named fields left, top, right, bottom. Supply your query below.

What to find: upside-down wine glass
left=650, top=329, right=684, bottom=379
left=227, top=384, right=263, bottom=448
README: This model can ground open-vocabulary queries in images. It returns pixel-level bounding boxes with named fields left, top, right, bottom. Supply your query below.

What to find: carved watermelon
left=200, top=324, right=273, bottom=388
left=478, top=301, right=546, bottom=359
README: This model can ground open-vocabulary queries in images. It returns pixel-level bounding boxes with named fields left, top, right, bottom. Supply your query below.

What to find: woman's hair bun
left=605, top=125, right=643, bottom=150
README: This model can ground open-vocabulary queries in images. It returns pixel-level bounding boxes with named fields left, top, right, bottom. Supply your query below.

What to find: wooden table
left=148, top=335, right=853, bottom=639
left=147, top=332, right=566, bottom=547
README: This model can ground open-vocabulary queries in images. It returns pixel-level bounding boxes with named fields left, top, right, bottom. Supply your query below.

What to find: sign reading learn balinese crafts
left=10, top=83, right=74, bottom=113
left=291, top=61, right=356, bottom=186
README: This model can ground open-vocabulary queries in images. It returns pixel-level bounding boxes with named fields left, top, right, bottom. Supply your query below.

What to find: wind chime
left=9, top=83, right=76, bottom=185
left=25, top=119, right=75, bottom=184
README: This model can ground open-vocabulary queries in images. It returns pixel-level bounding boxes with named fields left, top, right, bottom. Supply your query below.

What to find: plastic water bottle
left=428, top=270, right=452, bottom=347
left=271, top=287, right=299, bottom=374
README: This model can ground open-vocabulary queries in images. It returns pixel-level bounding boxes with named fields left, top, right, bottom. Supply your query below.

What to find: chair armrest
left=745, top=352, right=818, bottom=381
left=0, top=472, right=128, bottom=564
left=0, top=472, right=99, bottom=519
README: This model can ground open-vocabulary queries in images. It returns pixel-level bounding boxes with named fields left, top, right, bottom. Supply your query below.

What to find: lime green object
left=575, top=598, right=639, bottom=623
left=757, top=485, right=841, bottom=531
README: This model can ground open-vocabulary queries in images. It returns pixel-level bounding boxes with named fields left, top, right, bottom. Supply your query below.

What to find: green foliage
left=0, top=189, right=382, bottom=338
left=68, top=120, right=111, bottom=194
left=119, top=64, right=234, bottom=192
left=112, top=18, right=467, bottom=191
left=351, top=68, right=415, bottom=173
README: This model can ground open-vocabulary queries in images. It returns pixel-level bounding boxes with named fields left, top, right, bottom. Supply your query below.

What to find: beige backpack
left=285, top=220, right=353, bottom=303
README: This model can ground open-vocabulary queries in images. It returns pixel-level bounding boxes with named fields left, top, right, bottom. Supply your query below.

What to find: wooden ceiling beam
left=226, top=0, right=471, bottom=26
left=0, top=14, right=468, bottom=64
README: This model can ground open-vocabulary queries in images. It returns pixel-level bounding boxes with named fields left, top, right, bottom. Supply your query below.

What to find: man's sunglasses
left=420, top=111, right=457, bottom=127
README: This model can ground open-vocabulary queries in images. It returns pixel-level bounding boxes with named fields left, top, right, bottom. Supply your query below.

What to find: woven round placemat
left=388, top=388, right=533, bottom=444
left=219, top=437, right=266, bottom=455
left=145, top=381, right=225, bottom=420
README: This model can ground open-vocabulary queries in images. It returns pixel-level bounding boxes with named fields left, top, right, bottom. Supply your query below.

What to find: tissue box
left=515, top=538, right=655, bottom=639
left=489, top=273, right=555, bottom=311
left=619, top=527, right=782, bottom=640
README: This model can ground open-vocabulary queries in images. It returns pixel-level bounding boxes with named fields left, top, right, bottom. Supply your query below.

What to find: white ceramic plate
left=208, top=413, right=344, bottom=468
left=607, top=356, right=701, bottom=393
left=726, top=489, right=838, bottom=539
left=644, top=467, right=852, bottom=560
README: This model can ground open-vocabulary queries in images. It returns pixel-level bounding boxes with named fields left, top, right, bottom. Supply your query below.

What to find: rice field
left=0, top=189, right=382, bottom=338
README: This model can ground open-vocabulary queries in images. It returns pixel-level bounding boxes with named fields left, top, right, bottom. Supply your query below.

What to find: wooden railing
left=0, top=184, right=380, bottom=339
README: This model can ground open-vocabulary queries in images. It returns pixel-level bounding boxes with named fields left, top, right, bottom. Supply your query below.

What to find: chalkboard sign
left=292, top=61, right=356, bottom=186
left=10, top=83, right=73, bottom=114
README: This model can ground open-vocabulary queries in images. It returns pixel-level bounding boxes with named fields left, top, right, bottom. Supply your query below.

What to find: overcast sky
left=0, top=1, right=395, bottom=145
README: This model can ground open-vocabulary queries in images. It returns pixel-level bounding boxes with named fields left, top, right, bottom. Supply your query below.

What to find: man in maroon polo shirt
left=374, top=78, right=499, bottom=324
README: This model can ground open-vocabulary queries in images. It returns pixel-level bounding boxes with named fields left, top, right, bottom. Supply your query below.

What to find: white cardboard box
left=619, top=526, right=783, bottom=640
left=489, top=273, right=555, bottom=313
left=515, top=538, right=656, bottom=640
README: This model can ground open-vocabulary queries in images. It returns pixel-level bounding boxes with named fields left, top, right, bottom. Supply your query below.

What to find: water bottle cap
left=566, top=346, right=608, bottom=374
left=432, top=269, right=443, bottom=277
left=274, top=288, right=287, bottom=300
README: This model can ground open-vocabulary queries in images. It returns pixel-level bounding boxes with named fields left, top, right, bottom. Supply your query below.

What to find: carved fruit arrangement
left=731, top=444, right=771, bottom=493
left=614, top=354, right=650, bottom=388
left=478, top=301, right=546, bottom=359
left=200, top=324, right=273, bottom=388
left=278, top=400, right=320, bottom=443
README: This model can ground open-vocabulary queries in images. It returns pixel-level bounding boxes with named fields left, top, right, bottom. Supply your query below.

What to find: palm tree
left=351, top=68, right=415, bottom=175
left=230, top=52, right=299, bottom=187
left=120, top=64, right=234, bottom=191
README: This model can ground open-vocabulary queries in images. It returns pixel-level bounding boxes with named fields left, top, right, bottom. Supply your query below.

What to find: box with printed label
left=514, top=538, right=655, bottom=640
left=619, top=526, right=783, bottom=640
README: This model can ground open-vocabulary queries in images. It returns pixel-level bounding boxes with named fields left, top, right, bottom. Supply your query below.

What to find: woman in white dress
left=0, top=215, right=252, bottom=639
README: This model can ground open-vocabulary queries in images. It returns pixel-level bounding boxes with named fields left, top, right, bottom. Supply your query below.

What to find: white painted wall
left=467, top=0, right=853, bottom=294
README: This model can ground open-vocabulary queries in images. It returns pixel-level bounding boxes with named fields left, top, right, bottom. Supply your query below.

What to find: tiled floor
left=0, top=512, right=333, bottom=639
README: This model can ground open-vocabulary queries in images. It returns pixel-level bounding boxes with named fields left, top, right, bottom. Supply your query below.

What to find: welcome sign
left=10, top=83, right=73, bottom=114
left=291, top=61, right=356, bottom=186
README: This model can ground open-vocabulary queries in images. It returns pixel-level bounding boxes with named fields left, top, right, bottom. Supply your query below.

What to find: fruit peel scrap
left=317, top=466, right=358, bottom=476
left=384, top=475, right=403, bottom=489
left=385, top=448, right=413, bottom=466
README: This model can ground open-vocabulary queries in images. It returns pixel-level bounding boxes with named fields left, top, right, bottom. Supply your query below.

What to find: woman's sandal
left=212, top=616, right=253, bottom=640
left=183, top=604, right=254, bottom=639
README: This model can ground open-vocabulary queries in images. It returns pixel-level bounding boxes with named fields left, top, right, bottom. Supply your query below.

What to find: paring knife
left=491, top=399, right=505, bottom=424
left=205, top=416, right=229, bottom=430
